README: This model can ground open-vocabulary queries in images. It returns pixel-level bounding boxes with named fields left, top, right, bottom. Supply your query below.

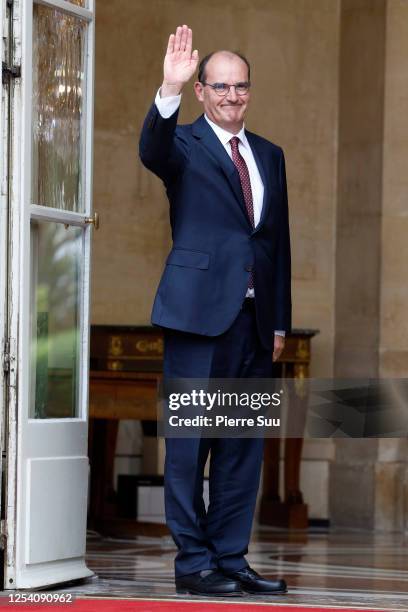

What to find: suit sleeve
left=274, top=148, right=292, bottom=332
left=139, top=102, right=189, bottom=185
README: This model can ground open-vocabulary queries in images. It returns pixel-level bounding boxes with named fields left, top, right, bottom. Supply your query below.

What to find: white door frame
left=1, top=0, right=23, bottom=581
left=3, top=0, right=96, bottom=589
left=0, top=0, right=10, bottom=543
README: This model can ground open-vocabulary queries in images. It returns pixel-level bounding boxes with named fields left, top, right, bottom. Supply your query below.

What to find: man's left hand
left=273, top=334, right=285, bottom=362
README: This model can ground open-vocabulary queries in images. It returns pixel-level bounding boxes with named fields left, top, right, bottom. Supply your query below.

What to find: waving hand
left=161, top=25, right=199, bottom=97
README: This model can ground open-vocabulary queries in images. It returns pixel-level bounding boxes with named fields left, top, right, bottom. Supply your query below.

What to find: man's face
left=194, top=53, right=250, bottom=133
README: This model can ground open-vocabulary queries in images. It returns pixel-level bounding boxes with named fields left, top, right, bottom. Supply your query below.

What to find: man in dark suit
left=139, top=25, right=291, bottom=598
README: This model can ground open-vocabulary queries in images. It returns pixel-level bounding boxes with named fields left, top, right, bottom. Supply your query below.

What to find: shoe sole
left=243, top=589, right=288, bottom=595
left=176, top=588, right=243, bottom=597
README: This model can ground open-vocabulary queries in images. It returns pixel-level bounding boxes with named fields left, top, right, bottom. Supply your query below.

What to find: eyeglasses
left=200, top=81, right=251, bottom=96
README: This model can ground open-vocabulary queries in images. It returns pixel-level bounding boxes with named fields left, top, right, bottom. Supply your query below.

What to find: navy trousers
left=163, top=300, right=273, bottom=577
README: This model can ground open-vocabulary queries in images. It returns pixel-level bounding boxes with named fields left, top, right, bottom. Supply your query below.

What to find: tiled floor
left=47, top=527, right=408, bottom=610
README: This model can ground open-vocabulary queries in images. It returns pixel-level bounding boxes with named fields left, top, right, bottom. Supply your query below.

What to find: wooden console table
left=88, top=325, right=318, bottom=534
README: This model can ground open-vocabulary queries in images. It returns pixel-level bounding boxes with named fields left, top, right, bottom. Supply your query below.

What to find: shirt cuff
left=274, top=330, right=286, bottom=337
left=154, top=87, right=181, bottom=118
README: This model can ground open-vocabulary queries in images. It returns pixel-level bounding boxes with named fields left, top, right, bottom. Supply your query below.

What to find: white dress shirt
left=154, top=89, right=285, bottom=337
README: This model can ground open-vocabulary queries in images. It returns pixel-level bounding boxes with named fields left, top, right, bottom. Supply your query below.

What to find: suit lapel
left=192, top=116, right=251, bottom=225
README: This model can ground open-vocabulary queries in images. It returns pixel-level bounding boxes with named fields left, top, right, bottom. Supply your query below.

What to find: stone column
left=331, top=0, right=408, bottom=531
left=377, top=0, right=408, bottom=531
left=330, top=0, right=386, bottom=528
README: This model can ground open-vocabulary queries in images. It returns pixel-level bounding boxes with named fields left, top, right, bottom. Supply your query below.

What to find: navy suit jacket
left=139, top=103, right=291, bottom=350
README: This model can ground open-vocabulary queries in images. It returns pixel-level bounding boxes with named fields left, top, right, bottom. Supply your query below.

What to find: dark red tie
left=230, top=136, right=255, bottom=289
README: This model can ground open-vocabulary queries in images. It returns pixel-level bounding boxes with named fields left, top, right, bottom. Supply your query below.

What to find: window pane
left=32, top=4, right=86, bottom=211
left=30, top=221, right=82, bottom=419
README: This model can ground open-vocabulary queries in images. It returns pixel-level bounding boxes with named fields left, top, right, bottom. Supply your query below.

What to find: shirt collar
left=204, top=114, right=248, bottom=149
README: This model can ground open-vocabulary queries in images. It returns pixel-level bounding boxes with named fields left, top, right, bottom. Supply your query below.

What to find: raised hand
left=161, top=25, right=199, bottom=97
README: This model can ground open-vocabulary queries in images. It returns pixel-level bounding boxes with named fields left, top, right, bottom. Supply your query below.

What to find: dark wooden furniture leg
left=88, top=418, right=119, bottom=529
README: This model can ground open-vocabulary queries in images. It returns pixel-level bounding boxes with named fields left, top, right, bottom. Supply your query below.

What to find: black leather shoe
left=176, top=569, right=243, bottom=597
left=223, top=566, right=287, bottom=594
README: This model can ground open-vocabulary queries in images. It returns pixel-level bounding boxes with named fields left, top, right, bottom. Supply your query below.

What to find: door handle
left=85, top=211, right=100, bottom=230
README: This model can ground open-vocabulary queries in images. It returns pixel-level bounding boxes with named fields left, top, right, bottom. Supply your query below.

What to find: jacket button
left=245, top=265, right=253, bottom=272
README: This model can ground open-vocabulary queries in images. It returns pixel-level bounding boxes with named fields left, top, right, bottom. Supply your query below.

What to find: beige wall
left=380, top=0, right=408, bottom=377
left=334, top=0, right=385, bottom=379
left=330, top=0, right=408, bottom=531
left=91, top=0, right=340, bottom=376
left=375, top=0, right=408, bottom=531
left=93, top=0, right=408, bottom=529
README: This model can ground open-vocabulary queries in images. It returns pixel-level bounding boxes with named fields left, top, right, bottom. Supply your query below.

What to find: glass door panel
left=30, top=221, right=83, bottom=419
left=32, top=4, right=86, bottom=211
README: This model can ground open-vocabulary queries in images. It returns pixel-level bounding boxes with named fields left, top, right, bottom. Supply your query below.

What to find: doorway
left=0, top=0, right=96, bottom=589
